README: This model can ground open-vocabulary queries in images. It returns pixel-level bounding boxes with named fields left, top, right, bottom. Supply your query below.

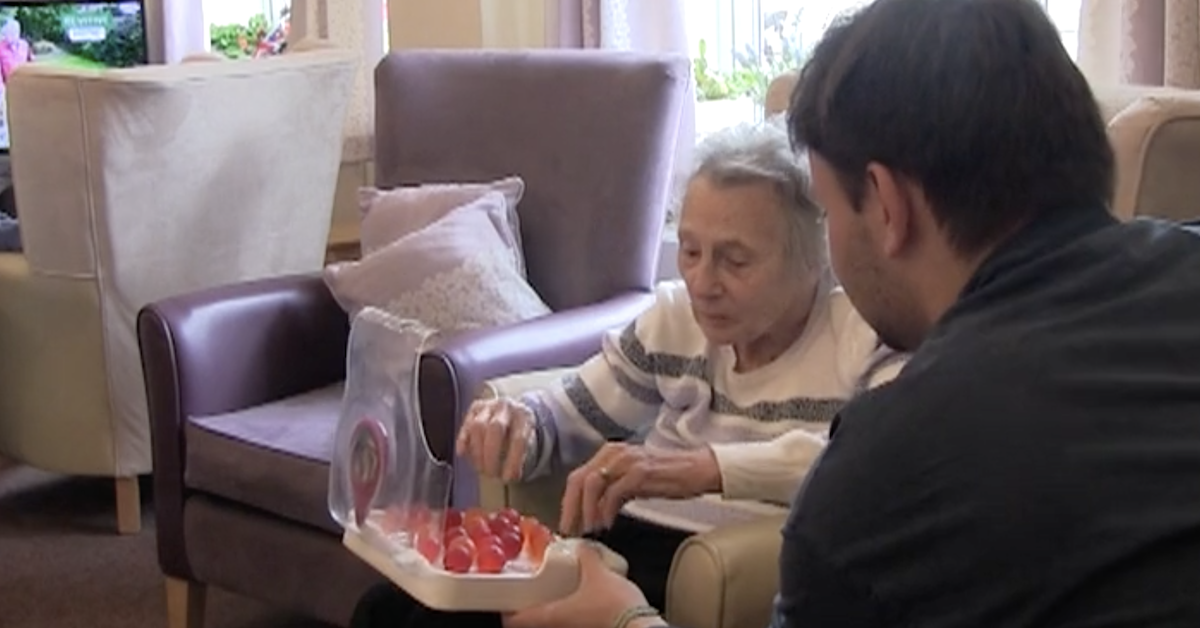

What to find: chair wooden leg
left=115, top=476, right=141, bottom=534
left=165, top=576, right=207, bottom=628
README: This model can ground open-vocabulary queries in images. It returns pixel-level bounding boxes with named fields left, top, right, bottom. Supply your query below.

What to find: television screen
left=0, top=1, right=148, bottom=151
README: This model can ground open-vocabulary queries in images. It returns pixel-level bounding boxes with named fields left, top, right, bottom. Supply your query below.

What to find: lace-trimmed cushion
left=358, top=175, right=528, bottom=276
left=324, top=191, right=551, bottom=339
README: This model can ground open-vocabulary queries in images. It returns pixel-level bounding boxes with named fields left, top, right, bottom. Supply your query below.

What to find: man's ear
left=864, top=162, right=915, bottom=258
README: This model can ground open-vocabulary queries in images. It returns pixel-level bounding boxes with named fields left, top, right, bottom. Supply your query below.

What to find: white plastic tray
left=343, top=522, right=628, bottom=612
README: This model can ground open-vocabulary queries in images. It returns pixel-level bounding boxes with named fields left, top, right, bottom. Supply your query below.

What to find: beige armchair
left=765, top=71, right=1200, bottom=222
left=0, top=47, right=357, bottom=533
left=1096, top=85, right=1200, bottom=222
left=476, top=369, right=781, bottom=628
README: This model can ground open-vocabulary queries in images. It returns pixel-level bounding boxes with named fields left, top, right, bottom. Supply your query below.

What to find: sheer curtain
left=160, top=0, right=209, bottom=64
left=546, top=0, right=688, bottom=51
left=1077, top=0, right=1200, bottom=87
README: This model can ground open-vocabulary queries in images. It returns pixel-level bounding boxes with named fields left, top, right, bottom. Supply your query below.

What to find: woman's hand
left=559, top=443, right=722, bottom=535
left=503, top=543, right=666, bottom=628
left=455, top=396, right=536, bottom=482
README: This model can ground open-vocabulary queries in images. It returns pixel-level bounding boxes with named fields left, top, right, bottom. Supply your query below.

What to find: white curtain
left=161, top=0, right=209, bottom=64
left=545, top=0, right=688, bottom=52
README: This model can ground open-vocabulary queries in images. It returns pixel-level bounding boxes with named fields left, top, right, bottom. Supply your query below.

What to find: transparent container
left=328, top=308, right=626, bottom=612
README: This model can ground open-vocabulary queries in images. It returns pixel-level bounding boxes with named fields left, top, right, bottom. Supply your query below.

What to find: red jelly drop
left=497, top=530, right=523, bottom=561
left=475, top=540, right=507, bottom=574
left=464, top=516, right=492, bottom=541
left=443, top=540, right=474, bottom=574
left=497, top=507, right=521, bottom=525
left=443, top=525, right=468, bottom=546
left=414, top=529, right=442, bottom=564
left=488, top=513, right=518, bottom=537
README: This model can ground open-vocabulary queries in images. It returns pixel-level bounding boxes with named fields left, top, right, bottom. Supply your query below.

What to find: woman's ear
left=864, top=163, right=915, bottom=258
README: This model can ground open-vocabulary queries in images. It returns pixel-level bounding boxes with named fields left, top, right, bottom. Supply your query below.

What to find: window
left=203, top=0, right=390, bottom=58
left=687, top=0, right=1083, bottom=139
left=204, top=0, right=290, bottom=58
left=1043, top=0, right=1082, bottom=61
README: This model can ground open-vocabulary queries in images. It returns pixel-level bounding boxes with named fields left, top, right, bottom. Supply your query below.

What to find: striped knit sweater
left=519, top=279, right=905, bottom=507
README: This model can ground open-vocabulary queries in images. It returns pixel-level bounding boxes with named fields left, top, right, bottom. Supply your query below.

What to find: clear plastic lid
left=327, top=307, right=452, bottom=546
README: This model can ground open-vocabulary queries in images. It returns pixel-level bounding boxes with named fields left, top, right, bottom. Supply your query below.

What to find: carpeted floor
left=0, top=458, right=334, bottom=628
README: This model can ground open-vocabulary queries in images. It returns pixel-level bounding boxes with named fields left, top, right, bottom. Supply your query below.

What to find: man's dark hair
left=789, top=0, right=1114, bottom=254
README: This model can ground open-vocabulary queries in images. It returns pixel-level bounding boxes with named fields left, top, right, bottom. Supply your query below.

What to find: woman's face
left=677, top=175, right=817, bottom=347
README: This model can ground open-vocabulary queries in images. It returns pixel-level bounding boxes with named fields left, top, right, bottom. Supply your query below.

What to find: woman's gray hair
left=687, top=115, right=828, bottom=271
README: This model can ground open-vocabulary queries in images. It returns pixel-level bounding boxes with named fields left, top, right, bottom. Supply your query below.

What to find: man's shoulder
left=1089, top=217, right=1200, bottom=276
left=832, top=336, right=1023, bottom=434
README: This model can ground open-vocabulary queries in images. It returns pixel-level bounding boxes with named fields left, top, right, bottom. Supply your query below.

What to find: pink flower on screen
left=0, top=39, right=32, bottom=83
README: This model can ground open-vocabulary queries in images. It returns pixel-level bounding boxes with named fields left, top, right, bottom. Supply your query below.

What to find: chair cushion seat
left=185, top=383, right=344, bottom=534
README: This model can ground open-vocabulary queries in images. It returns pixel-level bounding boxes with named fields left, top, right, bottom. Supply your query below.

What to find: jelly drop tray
left=328, top=309, right=626, bottom=612
left=342, top=514, right=628, bottom=612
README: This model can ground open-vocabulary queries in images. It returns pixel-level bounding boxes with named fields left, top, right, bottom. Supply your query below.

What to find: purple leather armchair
left=138, top=50, right=690, bottom=627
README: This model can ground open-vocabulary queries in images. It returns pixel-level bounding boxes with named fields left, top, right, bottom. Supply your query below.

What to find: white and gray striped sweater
left=520, top=280, right=905, bottom=506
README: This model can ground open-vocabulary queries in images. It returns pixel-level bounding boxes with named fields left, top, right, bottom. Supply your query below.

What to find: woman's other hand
left=455, top=397, right=536, bottom=482
left=503, top=543, right=666, bottom=628
left=559, top=443, right=722, bottom=535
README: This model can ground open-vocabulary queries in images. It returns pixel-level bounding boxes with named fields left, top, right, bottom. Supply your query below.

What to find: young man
left=489, top=1, right=1200, bottom=627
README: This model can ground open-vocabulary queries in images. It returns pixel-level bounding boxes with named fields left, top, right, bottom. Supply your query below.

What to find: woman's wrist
left=516, top=394, right=550, bottom=480
left=686, top=447, right=723, bottom=494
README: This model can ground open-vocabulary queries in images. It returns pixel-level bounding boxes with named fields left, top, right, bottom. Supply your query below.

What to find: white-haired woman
left=350, top=119, right=905, bottom=628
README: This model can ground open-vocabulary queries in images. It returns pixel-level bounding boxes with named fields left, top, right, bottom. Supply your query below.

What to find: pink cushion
left=324, top=191, right=551, bottom=339
left=358, top=176, right=526, bottom=274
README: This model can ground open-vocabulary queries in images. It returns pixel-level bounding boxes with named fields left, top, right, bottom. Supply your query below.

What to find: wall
left=481, top=0, right=546, bottom=48
left=388, top=0, right=546, bottom=50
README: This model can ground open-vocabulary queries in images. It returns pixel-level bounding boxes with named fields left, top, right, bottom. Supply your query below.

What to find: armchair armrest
left=137, top=273, right=349, bottom=580
left=666, top=515, right=786, bottom=628
left=418, top=290, right=654, bottom=507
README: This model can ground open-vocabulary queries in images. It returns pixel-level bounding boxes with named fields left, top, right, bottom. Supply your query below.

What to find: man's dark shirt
left=774, top=208, right=1200, bottom=628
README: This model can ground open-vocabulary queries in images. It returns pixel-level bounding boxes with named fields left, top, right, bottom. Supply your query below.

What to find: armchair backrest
left=9, top=48, right=356, bottom=281
left=373, top=49, right=691, bottom=311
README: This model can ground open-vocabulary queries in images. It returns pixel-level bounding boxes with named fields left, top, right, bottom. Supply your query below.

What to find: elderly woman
left=350, top=119, right=904, bottom=628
